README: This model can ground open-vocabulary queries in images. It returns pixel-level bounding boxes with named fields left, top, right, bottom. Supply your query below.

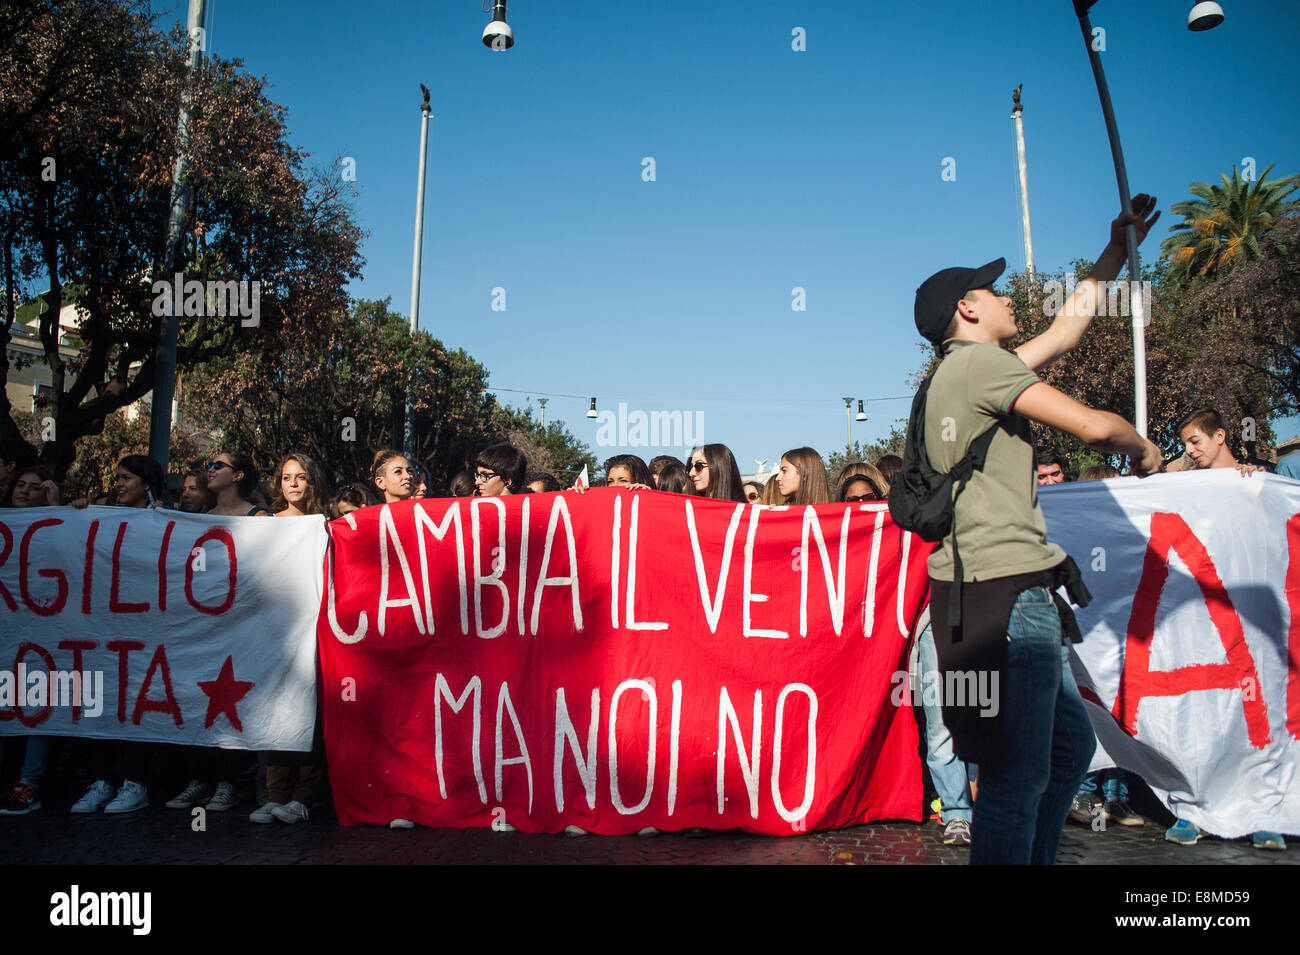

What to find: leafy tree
left=0, top=0, right=362, bottom=477
left=183, top=298, right=596, bottom=495
left=13, top=400, right=212, bottom=501
left=1005, top=263, right=1276, bottom=474
left=824, top=427, right=907, bottom=483
left=1181, top=214, right=1300, bottom=424
left=1159, top=164, right=1300, bottom=282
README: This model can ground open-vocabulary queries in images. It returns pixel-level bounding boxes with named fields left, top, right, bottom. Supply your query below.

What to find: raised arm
left=1011, top=381, right=1162, bottom=476
left=1015, top=194, right=1160, bottom=374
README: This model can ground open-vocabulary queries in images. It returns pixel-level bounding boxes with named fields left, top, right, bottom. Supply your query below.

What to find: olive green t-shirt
left=924, top=339, right=1066, bottom=582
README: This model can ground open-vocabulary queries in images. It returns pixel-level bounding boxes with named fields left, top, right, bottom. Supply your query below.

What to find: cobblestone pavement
left=3, top=800, right=1294, bottom=865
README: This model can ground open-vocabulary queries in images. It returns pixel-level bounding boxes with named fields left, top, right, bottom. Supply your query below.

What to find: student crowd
left=0, top=411, right=1292, bottom=850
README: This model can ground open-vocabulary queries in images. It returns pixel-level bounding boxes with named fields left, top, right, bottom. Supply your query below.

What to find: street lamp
left=856, top=399, right=868, bottom=422
left=404, top=84, right=433, bottom=459
left=842, top=397, right=853, bottom=455
left=586, top=398, right=598, bottom=419
left=1071, top=1, right=1223, bottom=438
left=537, top=396, right=548, bottom=428
left=483, top=1, right=513, bottom=49
left=1187, top=2, right=1225, bottom=30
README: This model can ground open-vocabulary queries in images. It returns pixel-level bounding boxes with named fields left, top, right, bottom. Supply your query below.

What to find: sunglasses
left=205, top=461, right=233, bottom=472
left=690, top=461, right=708, bottom=473
left=843, top=477, right=884, bottom=503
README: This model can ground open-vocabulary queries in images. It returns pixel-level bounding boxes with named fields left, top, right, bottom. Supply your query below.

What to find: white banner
left=0, top=507, right=324, bottom=751
left=1041, top=471, right=1300, bottom=838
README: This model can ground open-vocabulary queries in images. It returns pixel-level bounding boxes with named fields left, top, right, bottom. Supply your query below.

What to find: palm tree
left=1160, top=164, right=1300, bottom=280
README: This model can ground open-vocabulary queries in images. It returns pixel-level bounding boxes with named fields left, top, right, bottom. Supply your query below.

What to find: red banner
left=318, top=489, right=931, bottom=834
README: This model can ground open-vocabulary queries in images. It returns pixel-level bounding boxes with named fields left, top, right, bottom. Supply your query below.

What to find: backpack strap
left=947, top=421, right=1000, bottom=635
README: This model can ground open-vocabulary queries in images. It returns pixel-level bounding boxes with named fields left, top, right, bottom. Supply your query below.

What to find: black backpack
left=887, top=369, right=999, bottom=626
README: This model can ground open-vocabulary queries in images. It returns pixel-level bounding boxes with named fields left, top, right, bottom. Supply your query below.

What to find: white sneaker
left=637, top=827, right=659, bottom=837
left=70, top=780, right=115, bottom=814
left=249, top=802, right=282, bottom=824
left=271, top=800, right=310, bottom=824
left=564, top=825, right=589, bottom=837
left=103, top=780, right=148, bottom=814
left=165, top=779, right=211, bottom=809
left=205, top=782, right=237, bottom=812
left=389, top=818, right=416, bottom=830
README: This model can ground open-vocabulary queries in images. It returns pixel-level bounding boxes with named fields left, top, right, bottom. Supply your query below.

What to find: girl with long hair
left=248, top=452, right=330, bottom=824
left=604, top=454, right=653, bottom=488
left=776, top=447, right=831, bottom=505
left=687, top=444, right=746, bottom=503
left=655, top=461, right=692, bottom=495
left=271, top=452, right=330, bottom=516
left=178, top=467, right=214, bottom=513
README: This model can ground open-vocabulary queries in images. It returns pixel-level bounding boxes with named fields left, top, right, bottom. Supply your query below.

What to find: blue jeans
left=970, top=586, right=1095, bottom=865
left=1079, top=769, right=1129, bottom=803
left=914, top=622, right=973, bottom=823
left=0, top=736, right=49, bottom=786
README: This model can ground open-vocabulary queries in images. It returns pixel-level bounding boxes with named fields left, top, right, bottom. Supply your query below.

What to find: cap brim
left=968, top=257, right=1006, bottom=291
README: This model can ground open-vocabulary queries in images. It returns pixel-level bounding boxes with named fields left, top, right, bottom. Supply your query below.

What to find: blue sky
left=177, top=0, right=1300, bottom=466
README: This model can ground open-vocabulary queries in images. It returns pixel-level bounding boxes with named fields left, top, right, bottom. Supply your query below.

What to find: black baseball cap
left=914, top=258, right=1006, bottom=345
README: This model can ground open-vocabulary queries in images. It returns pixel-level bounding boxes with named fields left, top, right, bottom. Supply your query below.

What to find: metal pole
left=1074, top=1, right=1147, bottom=437
left=404, top=87, right=433, bottom=459
left=537, top=397, right=548, bottom=429
left=843, top=397, right=852, bottom=455
left=1012, top=93, right=1035, bottom=278
left=148, top=0, right=206, bottom=473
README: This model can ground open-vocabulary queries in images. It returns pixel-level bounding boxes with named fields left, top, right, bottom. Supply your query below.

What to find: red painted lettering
left=131, top=643, right=182, bottom=727
left=57, top=639, right=98, bottom=722
left=185, top=528, right=237, bottom=616
left=19, top=518, right=67, bottom=616
left=109, top=522, right=149, bottom=613
left=157, top=520, right=175, bottom=611
left=1114, top=512, right=1270, bottom=748
left=81, top=519, right=99, bottom=613
left=12, top=643, right=56, bottom=728
left=1286, top=514, right=1300, bottom=739
left=105, top=639, right=145, bottom=723
left=0, top=521, right=16, bottom=611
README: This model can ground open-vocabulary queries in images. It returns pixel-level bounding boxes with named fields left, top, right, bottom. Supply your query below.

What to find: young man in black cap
left=913, top=194, right=1163, bottom=864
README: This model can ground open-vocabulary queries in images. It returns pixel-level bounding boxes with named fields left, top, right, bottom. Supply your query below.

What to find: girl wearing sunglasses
left=687, top=444, right=747, bottom=503
left=205, top=452, right=270, bottom=517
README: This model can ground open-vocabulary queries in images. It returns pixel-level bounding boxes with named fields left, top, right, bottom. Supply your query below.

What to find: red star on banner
left=197, top=656, right=255, bottom=731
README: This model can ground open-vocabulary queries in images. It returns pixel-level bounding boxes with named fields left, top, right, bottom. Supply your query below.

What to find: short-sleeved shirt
left=1277, top=451, right=1300, bottom=481
left=924, top=339, right=1065, bottom=582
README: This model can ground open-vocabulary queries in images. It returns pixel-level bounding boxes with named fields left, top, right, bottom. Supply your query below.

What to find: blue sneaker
left=1165, top=819, right=1201, bottom=845
left=1252, top=831, right=1286, bottom=850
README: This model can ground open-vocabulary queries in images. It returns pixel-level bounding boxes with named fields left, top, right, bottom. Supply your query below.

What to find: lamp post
left=403, top=85, right=433, bottom=459
left=537, top=396, right=548, bottom=428
left=1071, top=0, right=1223, bottom=438
left=148, top=0, right=206, bottom=475
left=842, top=397, right=853, bottom=455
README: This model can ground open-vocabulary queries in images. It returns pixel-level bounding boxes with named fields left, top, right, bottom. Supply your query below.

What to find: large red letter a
left=1113, top=512, right=1270, bottom=748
